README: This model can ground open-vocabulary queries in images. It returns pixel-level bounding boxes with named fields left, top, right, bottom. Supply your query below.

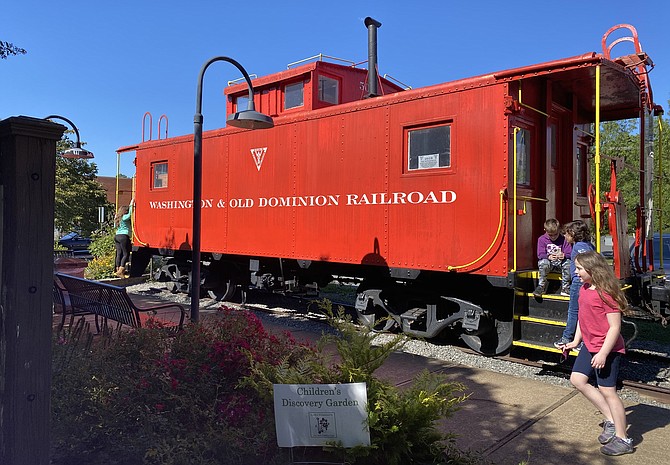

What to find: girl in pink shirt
left=564, top=251, right=633, bottom=456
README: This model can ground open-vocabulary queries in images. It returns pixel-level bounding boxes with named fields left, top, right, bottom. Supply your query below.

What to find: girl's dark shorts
left=572, top=348, right=623, bottom=388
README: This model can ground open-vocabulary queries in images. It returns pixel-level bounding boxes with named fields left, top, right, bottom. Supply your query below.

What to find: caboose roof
left=226, top=52, right=649, bottom=123
left=491, top=52, right=651, bottom=121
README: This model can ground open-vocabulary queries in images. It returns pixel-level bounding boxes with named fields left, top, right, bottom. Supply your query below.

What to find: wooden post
left=0, top=116, right=65, bottom=465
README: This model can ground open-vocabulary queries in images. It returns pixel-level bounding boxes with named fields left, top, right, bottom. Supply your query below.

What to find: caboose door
left=511, top=118, right=541, bottom=270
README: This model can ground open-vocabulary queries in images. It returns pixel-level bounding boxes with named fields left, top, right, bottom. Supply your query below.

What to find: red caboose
left=127, top=20, right=664, bottom=354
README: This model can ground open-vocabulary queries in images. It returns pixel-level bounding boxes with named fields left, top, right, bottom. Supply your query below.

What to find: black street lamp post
left=44, top=115, right=94, bottom=159
left=191, top=57, right=273, bottom=323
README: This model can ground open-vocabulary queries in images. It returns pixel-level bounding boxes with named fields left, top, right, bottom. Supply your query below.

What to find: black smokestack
left=364, top=17, right=381, bottom=98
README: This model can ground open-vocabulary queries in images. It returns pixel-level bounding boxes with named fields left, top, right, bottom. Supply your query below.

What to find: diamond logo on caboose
left=251, top=147, right=268, bottom=171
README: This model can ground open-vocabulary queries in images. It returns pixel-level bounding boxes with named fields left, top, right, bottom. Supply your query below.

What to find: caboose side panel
left=136, top=82, right=515, bottom=277
left=135, top=139, right=195, bottom=252
left=217, top=127, right=298, bottom=256
left=386, top=84, right=510, bottom=276
left=292, top=111, right=390, bottom=264
left=217, top=107, right=393, bottom=265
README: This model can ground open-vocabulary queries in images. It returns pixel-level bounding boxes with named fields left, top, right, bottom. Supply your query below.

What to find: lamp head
left=44, top=115, right=95, bottom=159
left=226, top=100, right=274, bottom=129
left=227, top=110, right=274, bottom=129
left=61, top=143, right=94, bottom=159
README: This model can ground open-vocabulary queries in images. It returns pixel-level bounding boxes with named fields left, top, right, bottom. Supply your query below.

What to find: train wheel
left=460, top=317, right=513, bottom=355
left=161, top=259, right=189, bottom=294
left=207, top=277, right=238, bottom=301
left=370, top=315, right=399, bottom=332
left=355, top=286, right=399, bottom=332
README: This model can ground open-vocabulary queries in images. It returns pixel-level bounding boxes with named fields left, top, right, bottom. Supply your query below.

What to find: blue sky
left=2, top=0, right=669, bottom=178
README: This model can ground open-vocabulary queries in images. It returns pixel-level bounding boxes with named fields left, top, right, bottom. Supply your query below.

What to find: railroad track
left=483, top=348, right=670, bottom=406
left=246, top=292, right=670, bottom=397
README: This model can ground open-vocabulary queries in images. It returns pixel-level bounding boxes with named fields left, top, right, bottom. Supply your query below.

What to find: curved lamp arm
left=190, top=56, right=273, bottom=323
left=44, top=115, right=94, bottom=159
left=194, top=56, right=274, bottom=130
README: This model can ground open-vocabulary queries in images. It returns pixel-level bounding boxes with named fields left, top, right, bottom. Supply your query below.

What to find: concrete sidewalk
left=374, top=352, right=668, bottom=465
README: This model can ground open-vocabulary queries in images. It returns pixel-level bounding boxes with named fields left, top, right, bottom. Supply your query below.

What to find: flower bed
left=51, top=303, right=481, bottom=465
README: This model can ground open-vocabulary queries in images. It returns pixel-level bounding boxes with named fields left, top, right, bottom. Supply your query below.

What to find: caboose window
left=318, top=75, right=339, bottom=104
left=235, top=95, right=249, bottom=112
left=548, top=123, right=557, bottom=169
left=576, top=144, right=587, bottom=195
left=284, top=81, right=304, bottom=109
left=152, top=162, right=168, bottom=189
left=407, top=125, right=451, bottom=171
left=516, top=128, right=531, bottom=186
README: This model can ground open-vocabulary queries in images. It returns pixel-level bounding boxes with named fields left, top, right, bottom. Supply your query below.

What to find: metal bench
left=53, top=278, right=77, bottom=331
left=54, top=272, right=186, bottom=332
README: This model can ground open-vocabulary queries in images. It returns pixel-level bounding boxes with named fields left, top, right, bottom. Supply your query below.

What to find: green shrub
left=84, top=225, right=116, bottom=279
left=88, top=224, right=116, bottom=259
left=244, top=300, right=473, bottom=465
left=84, top=254, right=116, bottom=280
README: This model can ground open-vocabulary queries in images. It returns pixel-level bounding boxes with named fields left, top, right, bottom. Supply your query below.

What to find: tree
left=55, top=135, right=111, bottom=237
left=652, top=110, right=670, bottom=233
left=598, top=112, right=670, bottom=234
left=0, top=41, right=26, bottom=59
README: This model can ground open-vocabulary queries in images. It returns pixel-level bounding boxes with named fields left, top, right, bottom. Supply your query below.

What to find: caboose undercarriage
left=138, top=247, right=517, bottom=355
left=137, top=245, right=669, bottom=356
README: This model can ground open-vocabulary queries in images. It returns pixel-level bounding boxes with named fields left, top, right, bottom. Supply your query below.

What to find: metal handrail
left=382, top=74, right=412, bottom=90
left=595, top=65, right=602, bottom=252
left=227, top=74, right=257, bottom=86
left=447, top=190, right=506, bottom=271
left=286, top=54, right=358, bottom=69
left=515, top=195, right=549, bottom=203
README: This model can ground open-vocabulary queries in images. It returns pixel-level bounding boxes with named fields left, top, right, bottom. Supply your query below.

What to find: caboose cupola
left=224, top=17, right=402, bottom=121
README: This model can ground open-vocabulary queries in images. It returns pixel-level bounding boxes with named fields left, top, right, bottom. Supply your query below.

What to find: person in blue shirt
left=555, top=219, right=595, bottom=347
left=114, top=198, right=134, bottom=278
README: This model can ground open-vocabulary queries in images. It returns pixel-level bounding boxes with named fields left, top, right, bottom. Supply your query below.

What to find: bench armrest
left=134, top=302, right=186, bottom=313
left=134, top=302, right=186, bottom=329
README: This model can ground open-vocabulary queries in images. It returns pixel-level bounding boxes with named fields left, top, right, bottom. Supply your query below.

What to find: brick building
left=96, top=176, right=133, bottom=211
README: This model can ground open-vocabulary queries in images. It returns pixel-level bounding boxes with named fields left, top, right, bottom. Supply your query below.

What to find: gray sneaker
left=600, top=436, right=633, bottom=456
left=553, top=337, right=570, bottom=349
left=598, top=420, right=615, bottom=444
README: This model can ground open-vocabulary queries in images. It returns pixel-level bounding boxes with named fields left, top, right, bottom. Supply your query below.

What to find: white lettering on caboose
left=345, top=190, right=455, bottom=206
left=149, top=199, right=214, bottom=209
left=147, top=190, right=456, bottom=210
left=258, top=195, right=340, bottom=207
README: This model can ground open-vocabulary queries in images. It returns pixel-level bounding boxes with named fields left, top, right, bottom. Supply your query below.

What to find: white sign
left=273, top=383, right=370, bottom=447
left=418, top=153, right=439, bottom=169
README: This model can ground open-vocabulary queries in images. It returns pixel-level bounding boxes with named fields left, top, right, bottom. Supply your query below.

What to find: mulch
left=54, top=257, right=88, bottom=278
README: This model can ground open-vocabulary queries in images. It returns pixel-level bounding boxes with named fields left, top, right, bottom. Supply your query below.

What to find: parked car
left=58, top=232, right=92, bottom=254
